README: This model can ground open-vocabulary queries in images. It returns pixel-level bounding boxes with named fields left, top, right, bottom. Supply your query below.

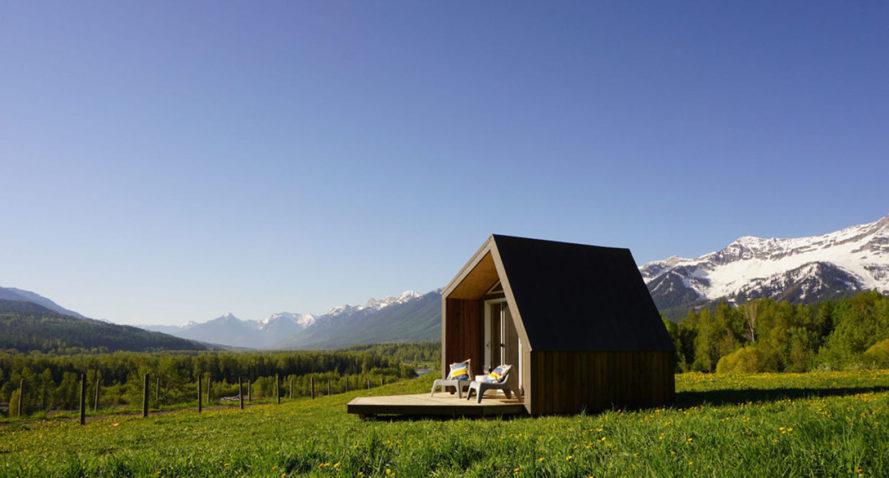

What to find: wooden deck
left=347, top=393, right=526, bottom=418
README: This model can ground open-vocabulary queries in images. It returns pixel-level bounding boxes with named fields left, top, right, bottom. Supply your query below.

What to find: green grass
left=2, top=371, right=888, bottom=477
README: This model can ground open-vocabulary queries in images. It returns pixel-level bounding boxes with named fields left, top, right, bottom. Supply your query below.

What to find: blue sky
left=1, top=1, right=887, bottom=325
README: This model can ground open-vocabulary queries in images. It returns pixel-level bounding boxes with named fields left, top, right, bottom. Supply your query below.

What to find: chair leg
left=476, top=385, right=484, bottom=403
left=503, top=388, right=512, bottom=399
left=430, top=382, right=437, bottom=397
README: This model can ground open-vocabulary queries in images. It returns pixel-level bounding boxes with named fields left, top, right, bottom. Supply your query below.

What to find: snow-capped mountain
left=324, top=290, right=421, bottom=315
left=142, top=290, right=436, bottom=349
left=641, top=215, right=889, bottom=314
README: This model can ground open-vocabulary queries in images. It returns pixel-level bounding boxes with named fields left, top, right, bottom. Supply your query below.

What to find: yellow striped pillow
left=447, top=361, right=470, bottom=380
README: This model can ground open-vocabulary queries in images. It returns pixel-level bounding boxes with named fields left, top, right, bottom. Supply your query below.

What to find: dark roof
left=493, top=234, right=674, bottom=352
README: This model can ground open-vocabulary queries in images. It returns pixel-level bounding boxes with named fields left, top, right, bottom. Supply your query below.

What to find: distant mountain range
left=5, top=215, right=887, bottom=351
left=641, top=215, right=889, bottom=317
left=143, top=290, right=439, bottom=349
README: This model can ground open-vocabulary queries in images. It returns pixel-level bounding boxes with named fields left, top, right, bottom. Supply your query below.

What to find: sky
left=1, top=1, right=888, bottom=325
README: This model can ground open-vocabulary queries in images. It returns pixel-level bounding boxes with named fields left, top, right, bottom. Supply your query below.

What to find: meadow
left=1, top=370, right=888, bottom=477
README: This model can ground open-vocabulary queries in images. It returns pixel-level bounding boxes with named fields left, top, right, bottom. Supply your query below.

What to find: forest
left=0, top=343, right=439, bottom=417
left=665, top=291, right=889, bottom=373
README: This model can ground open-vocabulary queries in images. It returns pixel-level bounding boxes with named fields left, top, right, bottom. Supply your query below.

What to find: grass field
left=1, top=371, right=888, bottom=477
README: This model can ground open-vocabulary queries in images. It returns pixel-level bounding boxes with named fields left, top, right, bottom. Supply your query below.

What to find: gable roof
left=444, top=234, right=675, bottom=352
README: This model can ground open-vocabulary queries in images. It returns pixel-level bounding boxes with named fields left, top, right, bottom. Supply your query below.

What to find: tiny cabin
left=442, top=234, right=675, bottom=415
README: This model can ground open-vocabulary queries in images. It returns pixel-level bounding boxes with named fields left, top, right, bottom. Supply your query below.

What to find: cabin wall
left=443, top=298, right=484, bottom=376
left=528, top=351, right=674, bottom=415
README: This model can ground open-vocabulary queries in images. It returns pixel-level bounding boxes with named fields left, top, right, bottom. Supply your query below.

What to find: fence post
left=248, top=380, right=252, bottom=402
left=380, top=377, right=384, bottom=388
left=17, top=378, right=24, bottom=418
left=366, top=378, right=370, bottom=390
left=198, top=373, right=203, bottom=414
left=79, top=373, right=86, bottom=425
left=142, top=373, right=149, bottom=418
left=310, top=377, right=315, bottom=399
left=155, top=377, right=160, bottom=407
left=94, top=375, right=100, bottom=412
left=238, top=377, right=244, bottom=410
left=289, top=376, right=293, bottom=399
left=275, top=373, right=280, bottom=405
left=207, top=376, right=212, bottom=405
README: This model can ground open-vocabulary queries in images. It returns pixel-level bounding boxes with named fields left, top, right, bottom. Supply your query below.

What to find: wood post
left=17, top=378, right=24, bottom=418
left=380, top=377, right=384, bottom=388
left=79, top=373, right=86, bottom=425
left=197, top=373, right=203, bottom=414
left=288, top=376, right=293, bottom=399
left=207, top=376, right=212, bottom=405
left=248, top=380, right=252, bottom=402
left=142, top=373, right=149, bottom=418
left=155, top=377, right=160, bottom=406
left=310, top=377, right=315, bottom=399
left=94, top=375, right=100, bottom=412
left=238, top=377, right=244, bottom=410
left=366, top=378, right=370, bottom=390
left=275, top=373, right=280, bottom=405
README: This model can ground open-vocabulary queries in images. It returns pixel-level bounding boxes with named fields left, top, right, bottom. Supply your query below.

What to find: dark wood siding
left=444, top=298, right=484, bottom=375
left=529, top=351, right=674, bottom=415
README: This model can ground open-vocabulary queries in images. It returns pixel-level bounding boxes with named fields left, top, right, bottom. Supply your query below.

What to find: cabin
left=442, top=234, right=675, bottom=415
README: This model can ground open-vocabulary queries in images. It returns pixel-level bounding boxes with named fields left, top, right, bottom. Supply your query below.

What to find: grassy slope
left=1, top=371, right=888, bottom=477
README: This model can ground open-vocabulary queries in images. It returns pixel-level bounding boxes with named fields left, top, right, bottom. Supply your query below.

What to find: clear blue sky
left=1, top=1, right=887, bottom=325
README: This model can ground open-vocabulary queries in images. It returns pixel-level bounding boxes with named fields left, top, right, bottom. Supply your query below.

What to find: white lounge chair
left=430, top=359, right=472, bottom=398
left=466, top=364, right=513, bottom=403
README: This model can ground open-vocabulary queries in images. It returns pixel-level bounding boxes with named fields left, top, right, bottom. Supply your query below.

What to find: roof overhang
left=442, top=235, right=533, bottom=350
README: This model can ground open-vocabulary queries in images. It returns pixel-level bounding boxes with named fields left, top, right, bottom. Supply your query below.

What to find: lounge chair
left=466, top=364, right=513, bottom=403
left=430, top=359, right=472, bottom=398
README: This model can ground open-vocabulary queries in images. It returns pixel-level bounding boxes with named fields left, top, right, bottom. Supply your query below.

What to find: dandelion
left=566, top=455, right=574, bottom=462
left=538, top=457, right=545, bottom=462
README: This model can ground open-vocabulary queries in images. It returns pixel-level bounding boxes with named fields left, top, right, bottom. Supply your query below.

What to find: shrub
left=863, top=338, right=889, bottom=368
left=716, top=346, right=767, bottom=374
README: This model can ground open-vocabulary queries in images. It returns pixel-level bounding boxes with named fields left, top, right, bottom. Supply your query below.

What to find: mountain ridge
left=641, top=214, right=889, bottom=315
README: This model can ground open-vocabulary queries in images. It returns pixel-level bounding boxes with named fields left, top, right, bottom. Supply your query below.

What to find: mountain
left=278, top=290, right=440, bottom=349
left=147, top=290, right=440, bottom=350
left=0, top=286, right=85, bottom=318
left=144, top=311, right=317, bottom=349
left=0, top=299, right=206, bottom=353
left=641, top=215, right=889, bottom=317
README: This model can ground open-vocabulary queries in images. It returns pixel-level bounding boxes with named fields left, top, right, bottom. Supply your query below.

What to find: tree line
left=0, top=343, right=439, bottom=417
left=664, top=291, right=889, bottom=373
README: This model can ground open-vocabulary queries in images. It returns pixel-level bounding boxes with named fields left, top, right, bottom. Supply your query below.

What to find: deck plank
left=347, top=393, right=526, bottom=417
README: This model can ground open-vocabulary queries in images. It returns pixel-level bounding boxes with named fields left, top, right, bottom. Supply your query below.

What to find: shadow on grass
left=675, top=386, right=889, bottom=408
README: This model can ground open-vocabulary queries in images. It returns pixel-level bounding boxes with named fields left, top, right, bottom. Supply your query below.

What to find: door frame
left=483, top=298, right=522, bottom=392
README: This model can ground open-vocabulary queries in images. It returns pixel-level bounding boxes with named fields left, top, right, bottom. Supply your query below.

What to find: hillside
left=0, top=300, right=206, bottom=353
left=0, top=286, right=85, bottom=318
left=1, top=371, right=887, bottom=476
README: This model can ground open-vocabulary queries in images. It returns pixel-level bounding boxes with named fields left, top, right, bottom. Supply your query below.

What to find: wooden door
left=502, top=305, right=520, bottom=395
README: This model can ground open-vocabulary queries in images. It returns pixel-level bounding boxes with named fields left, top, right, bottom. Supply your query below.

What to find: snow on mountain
left=144, top=290, right=426, bottom=349
left=641, top=215, right=889, bottom=313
